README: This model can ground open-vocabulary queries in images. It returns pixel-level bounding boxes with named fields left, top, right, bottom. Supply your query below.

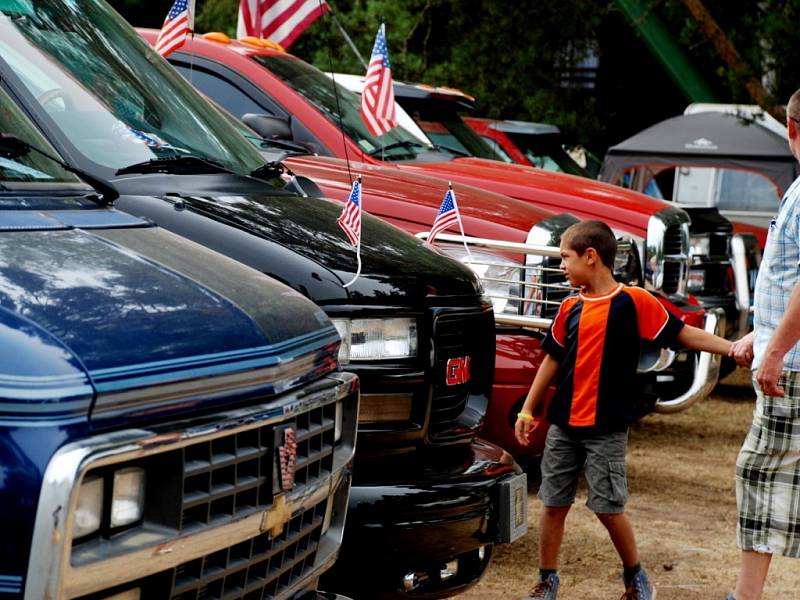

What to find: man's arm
left=676, top=324, right=733, bottom=356
left=514, top=355, right=559, bottom=446
left=757, top=281, right=800, bottom=396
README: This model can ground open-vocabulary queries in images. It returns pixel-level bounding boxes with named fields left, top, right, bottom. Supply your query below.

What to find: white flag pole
left=450, top=184, right=472, bottom=262
left=187, top=0, right=196, bottom=31
left=342, top=175, right=363, bottom=288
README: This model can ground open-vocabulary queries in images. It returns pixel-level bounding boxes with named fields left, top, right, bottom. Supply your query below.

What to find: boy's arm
left=676, top=324, right=733, bottom=356
left=515, top=354, right=559, bottom=446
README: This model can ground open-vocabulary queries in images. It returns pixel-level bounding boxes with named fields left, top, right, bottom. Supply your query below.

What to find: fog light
left=440, top=560, right=458, bottom=581
left=334, top=401, right=343, bottom=443
left=73, top=475, right=103, bottom=539
left=101, top=590, right=140, bottom=600
left=478, top=545, right=486, bottom=561
left=359, top=393, right=413, bottom=423
left=111, top=467, right=145, bottom=528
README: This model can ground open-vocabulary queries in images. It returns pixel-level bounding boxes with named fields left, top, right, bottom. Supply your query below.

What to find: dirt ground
left=457, top=369, right=800, bottom=599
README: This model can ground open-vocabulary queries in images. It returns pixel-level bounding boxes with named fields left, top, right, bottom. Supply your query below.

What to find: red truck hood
left=403, top=157, right=673, bottom=235
left=285, top=156, right=557, bottom=243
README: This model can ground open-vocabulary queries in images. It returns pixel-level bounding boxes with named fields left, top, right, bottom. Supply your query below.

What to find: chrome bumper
left=654, top=308, right=725, bottom=414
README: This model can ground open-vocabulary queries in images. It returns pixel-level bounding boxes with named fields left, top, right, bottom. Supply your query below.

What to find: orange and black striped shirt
left=542, top=284, right=684, bottom=431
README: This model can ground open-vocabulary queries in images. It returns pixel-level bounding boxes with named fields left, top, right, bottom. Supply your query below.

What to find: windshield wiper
left=431, top=143, right=470, bottom=157
left=0, top=133, right=117, bottom=205
left=116, top=155, right=236, bottom=176
left=367, top=140, right=431, bottom=157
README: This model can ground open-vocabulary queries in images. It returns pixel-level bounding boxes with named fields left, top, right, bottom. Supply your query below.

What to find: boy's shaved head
left=562, top=220, right=617, bottom=269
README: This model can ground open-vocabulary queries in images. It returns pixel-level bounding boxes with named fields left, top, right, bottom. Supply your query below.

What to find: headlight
left=688, top=268, right=706, bottom=293
left=690, top=233, right=711, bottom=258
left=331, top=318, right=417, bottom=363
left=73, top=475, right=104, bottom=539
left=438, top=246, right=523, bottom=315
left=111, top=467, right=146, bottom=528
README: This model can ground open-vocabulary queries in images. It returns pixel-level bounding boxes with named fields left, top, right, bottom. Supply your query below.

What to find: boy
left=515, top=220, right=733, bottom=600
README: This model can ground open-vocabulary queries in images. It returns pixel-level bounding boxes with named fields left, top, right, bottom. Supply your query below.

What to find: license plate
left=497, top=472, right=527, bottom=543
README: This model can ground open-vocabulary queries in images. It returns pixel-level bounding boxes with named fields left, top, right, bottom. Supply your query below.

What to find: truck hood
left=111, top=173, right=483, bottom=303
left=0, top=207, right=338, bottom=417
left=403, top=157, right=674, bottom=234
left=284, top=156, right=556, bottom=243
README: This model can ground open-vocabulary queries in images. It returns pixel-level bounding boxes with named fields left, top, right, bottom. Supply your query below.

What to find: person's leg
left=732, top=550, right=772, bottom=600
left=539, top=505, right=571, bottom=568
left=595, top=511, right=638, bottom=567
left=535, top=425, right=584, bottom=572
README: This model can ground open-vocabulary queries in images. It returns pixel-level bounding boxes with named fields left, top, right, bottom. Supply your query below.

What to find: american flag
left=237, top=0, right=329, bottom=48
left=360, top=24, right=397, bottom=137
left=154, top=0, right=194, bottom=58
left=338, top=177, right=362, bottom=246
left=429, top=186, right=463, bottom=244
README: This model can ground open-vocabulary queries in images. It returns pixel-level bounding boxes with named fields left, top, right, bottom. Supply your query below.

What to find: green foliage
left=108, top=0, right=800, bottom=152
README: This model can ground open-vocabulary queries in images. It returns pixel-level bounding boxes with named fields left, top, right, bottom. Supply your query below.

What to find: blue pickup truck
left=0, top=84, right=358, bottom=600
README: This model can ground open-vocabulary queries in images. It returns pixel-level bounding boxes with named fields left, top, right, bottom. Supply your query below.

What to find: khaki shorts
left=538, top=424, right=629, bottom=514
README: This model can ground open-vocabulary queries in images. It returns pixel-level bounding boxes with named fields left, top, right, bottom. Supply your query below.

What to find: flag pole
left=326, top=2, right=368, bottom=70
left=342, top=175, right=363, bottom=288
left=450, top=183, right=473, bottom=262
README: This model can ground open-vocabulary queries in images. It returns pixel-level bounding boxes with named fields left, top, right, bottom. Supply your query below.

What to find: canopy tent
left=600, top=112, right=799, bottom=195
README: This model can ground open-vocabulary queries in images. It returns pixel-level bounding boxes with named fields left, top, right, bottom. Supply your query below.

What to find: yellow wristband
left=517, top=412, right=535, bottom=422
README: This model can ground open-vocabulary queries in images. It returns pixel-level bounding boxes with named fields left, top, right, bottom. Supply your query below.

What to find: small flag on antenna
left=360, top=23, right=397, bottom=137
left=154, top=0, right=194, bottom=58
left=428, top=185, right=464, bottom=244
left=338, top=176, right=362, bottom=247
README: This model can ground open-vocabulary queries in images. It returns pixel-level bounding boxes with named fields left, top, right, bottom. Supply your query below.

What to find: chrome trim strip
left=645, top=207, right=690, bottom=295
left=92, top=349, right=335, bottom=416
left=416, top=232, right=563, bottom=257
left=24, top=373, right=358, bottom=600
left=654, top=308, right=725, bottom=414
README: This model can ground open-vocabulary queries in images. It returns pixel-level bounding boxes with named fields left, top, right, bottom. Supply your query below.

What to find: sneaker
left=621, top=568, right=656, bottom=600
left=521, top=573, right=559, bottom=600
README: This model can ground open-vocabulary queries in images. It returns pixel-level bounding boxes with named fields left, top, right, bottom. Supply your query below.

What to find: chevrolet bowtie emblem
left=278, top=427, right=297, bottom=491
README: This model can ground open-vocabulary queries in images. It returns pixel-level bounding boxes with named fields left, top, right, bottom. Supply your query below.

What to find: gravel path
left=457, top=370, right=800, bottom=599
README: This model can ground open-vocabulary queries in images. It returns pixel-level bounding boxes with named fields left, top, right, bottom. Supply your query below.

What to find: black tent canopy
left=600, top=112, right=799, bottom=194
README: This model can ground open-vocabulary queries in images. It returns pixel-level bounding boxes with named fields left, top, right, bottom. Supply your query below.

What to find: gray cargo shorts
left=538, top=424, right=629, bottom=514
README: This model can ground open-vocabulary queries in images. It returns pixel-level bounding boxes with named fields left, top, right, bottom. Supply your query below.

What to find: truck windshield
left=0, top=0, right=268, bottom=179
left=506, top=133, right=591, bottom=177
left=254, top=54, right=436, bottom=160
left=0, top=85, right=77, bottom=184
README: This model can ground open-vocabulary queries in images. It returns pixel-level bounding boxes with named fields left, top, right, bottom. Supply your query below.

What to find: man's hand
left=515, top=415, right=536, bottom=446
left=757, top=350, right=785, bottom=397
left=729, top=332, right=754, bottom=367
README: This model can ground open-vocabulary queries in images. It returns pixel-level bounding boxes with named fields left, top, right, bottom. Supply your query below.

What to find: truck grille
left=541, top=257, right=571, bottom=320
left=664, top=225, right=684, bottom=255
left=181, top=405, right=335, bottom=531
left=662, top=262, right=683, bottom=294
left=429, top=308, right=494, bottom=440
left=171, top=500, right=326, bottom=600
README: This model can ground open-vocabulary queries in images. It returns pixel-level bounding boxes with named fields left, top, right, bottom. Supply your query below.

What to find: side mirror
left=0, top=133, right=31, bottom=159
left=242, top=114, right=292, bottom=141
